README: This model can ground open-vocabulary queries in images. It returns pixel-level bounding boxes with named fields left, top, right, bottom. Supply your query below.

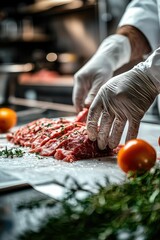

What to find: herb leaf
left=18, top=167, right=160, bottom=240
left=0, top=147, right=24, bottom=158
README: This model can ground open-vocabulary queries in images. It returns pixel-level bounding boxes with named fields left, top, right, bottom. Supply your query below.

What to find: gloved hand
left=87, top=67, right=158, bottom=150
left=72, top=34, right=131, bottom=112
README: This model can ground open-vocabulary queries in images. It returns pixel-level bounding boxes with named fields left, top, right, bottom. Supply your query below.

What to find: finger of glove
left=84, top=85, right=99, bottom=108
left=87, top=96, right=102, bottom=141
left=72, top=82, right=87, bottom=113
left=84, top=76, right=107, bottom=107
left=108, top=117, right=126, bottom=149
left=125, top=120, right=140, bottom=143
left=97, top=110, right=114, bottom=150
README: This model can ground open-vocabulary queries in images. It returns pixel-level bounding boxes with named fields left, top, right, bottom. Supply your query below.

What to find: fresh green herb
left=63, top=135, right=68, bottom=140
left=0, top=147, right=24, bottom=158
left=35, top=152, right=44, bottom=159
left=18, top=167, right=160, bottom=240
left=45, top=123, right=52, bottom=128
left=60, top=125, right=65, bottom=132
left=45, top=133, right=51, bottom=138
left=74, top=130, right=80, bottom=135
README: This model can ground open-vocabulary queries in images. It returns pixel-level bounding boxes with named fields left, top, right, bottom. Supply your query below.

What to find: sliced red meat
left=54, top=126, right=113, bottom=162
left=74, top=108, right=88, bottom=122
left=54, top=149, right=76, bottom=162
left=7, top=109, right=115, bottom=162
left=30, top=122, right=84, bottom=154
left=33, top=123, right=84, bottom=156
left=7, top=118, right=53, bottom=145
left=7, top=118, right=71, bottom=146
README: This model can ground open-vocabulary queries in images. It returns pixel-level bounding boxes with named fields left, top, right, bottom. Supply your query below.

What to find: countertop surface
left=0, top=117, right=160, bottom=197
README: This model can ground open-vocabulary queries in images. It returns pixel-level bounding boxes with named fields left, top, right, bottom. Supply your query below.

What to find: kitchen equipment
left=0, top=170, right=30, bottom=193
left=0, top=63, right=34, bottom=105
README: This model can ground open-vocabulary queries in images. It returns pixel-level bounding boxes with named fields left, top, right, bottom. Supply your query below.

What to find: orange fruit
left=0, top=108, right=17, bottom=132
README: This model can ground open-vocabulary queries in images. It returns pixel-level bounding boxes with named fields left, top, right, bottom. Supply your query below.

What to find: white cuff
left=97, top=34, right=131, bottom=71
left=135, top=47, right=160, bottom=93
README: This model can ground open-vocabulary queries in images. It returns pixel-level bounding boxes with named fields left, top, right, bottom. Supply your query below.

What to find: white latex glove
left=72, top=34, right=131, bottom=112
left=87, top=68, right=158, bottom=150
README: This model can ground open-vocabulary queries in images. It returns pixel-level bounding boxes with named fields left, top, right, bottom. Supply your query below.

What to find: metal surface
left=0, top=63, right=34, bottom=73
left=0, top=187, right=52, bottom=240
left=19, top=0, right=74, bottom=13
left=0, top=170, right=31, bottom=193
left=9, top=96, right=76, bottom=113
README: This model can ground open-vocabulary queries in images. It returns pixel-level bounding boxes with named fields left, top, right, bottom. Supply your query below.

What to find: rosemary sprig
left=18, top=167, right=160, bottom=240
left=0, top=147, right=24, bottom=158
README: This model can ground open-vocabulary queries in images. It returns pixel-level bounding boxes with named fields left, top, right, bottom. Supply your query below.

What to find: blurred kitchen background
left=0, top=0, right=158, bottom=124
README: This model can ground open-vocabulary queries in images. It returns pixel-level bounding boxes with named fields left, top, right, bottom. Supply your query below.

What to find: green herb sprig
left=0, top=147, right=24, bottom=158
left=18, top=167, right=160, bottom=240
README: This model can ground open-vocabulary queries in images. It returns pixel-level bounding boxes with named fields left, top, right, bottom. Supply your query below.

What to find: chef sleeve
left=118, top=0, right=160, bottom=51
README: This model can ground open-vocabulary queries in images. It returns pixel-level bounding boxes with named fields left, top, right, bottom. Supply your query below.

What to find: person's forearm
left=116, top=25, right=151, bottom=61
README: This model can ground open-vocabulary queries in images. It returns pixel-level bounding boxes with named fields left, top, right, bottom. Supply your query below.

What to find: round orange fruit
left=0, top=108, right=17, bottom=132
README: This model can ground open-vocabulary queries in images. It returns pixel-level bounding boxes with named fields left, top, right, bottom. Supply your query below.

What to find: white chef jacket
left=118, top=0, right=160, bottom=93
left=119, top=0, right=160, bottom=51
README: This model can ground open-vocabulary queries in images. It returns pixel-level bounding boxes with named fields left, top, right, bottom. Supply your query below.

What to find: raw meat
left=18, top=69, right=59, bottom=84
left=7, top=108, right=116, bottom=162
